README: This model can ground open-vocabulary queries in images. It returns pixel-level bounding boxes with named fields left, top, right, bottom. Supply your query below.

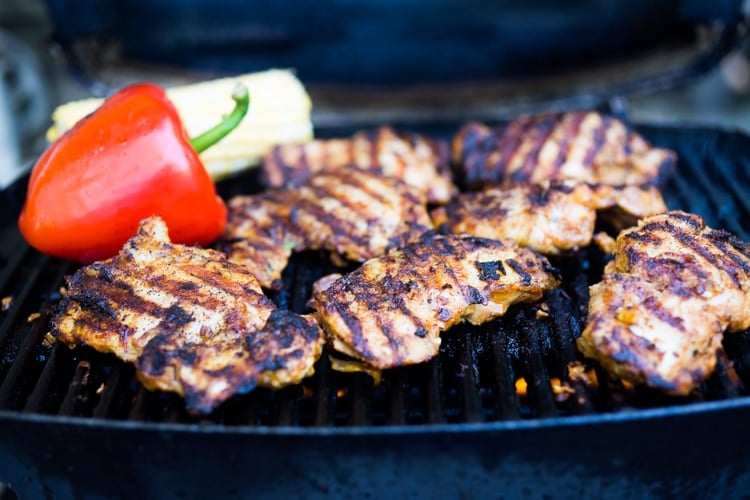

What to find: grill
left=3, top=123, right=750, bottom=498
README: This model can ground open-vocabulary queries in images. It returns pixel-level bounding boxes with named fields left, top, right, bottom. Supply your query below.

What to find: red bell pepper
left=18, top=81, right=249, bottom=263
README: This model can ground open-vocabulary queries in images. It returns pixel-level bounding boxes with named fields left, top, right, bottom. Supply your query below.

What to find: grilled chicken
left=431, top=182, right=666, bottom=255
left=51, top=216, right=324, bottom=414
left=222, top=189, right=302, bottom=290
left=261, top=126, right=457, bottom=204
left=224, top=168, right=433, bottom=289
left=577, top=211, right=750, bottom=395
left=310, top=233, right=560, bottom=369
left=452, top=111, right=676, bottom=188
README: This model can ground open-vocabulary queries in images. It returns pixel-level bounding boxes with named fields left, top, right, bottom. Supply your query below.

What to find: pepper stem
left=189, top=82, right=250, bottom=154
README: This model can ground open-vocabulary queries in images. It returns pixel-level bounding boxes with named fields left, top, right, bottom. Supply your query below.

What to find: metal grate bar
left=313, top=354, right=333, bottom=426
left=591, top=365, right=618, bottom=412
left=712, top=350, right=742, bottom=398
left=545, top=289, right=595, bottom=415
left=274, top=386, right=298, bottom=426
left=92, top=364, right=126, bottom=419
left=424, top=359, right=445, bottom=423
left=22, top=343, right=64, bottom=413
left=350, top=375, right=371, bottom=426
left=738, top=155, right=750, bottom=187
left=162, top=395, right=189, bottom=423
left=521, top=321, right=558, bottom=418
left=677, top=144, right=746, bottom=236
left=0, top=315, right=49, bottom=409
left=0, top=236, right=32, bottom=296
left=723, top=332, right=750, bottom=390
left=127, top=386, right=150, bottom=421
left=489, top=327, right=520, bottom=420
left=662, top=171, right=699, bottom=214
left=710, top=155, right=750, bottom=236
left=0, top=253, right=50, bottom=350
left=545, top=288, right=582, bottom=362
left=237, top=391, right=261, bottom=426
left=57, top=360, right=92, bottom=416
left=0, top=255, right=74, bottom=407
left=458, top=330, right=483, bottom=422
left=386, top=370, right=406, bottom=425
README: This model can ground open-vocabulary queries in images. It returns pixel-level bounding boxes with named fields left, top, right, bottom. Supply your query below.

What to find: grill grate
left=1, top=124, right=750, bottom=428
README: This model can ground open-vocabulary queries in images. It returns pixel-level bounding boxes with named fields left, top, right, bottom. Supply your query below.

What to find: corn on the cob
left=47, top=69, right=313, bottom=179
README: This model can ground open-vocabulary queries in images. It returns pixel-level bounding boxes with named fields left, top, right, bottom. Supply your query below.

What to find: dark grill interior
left=2, top=124, right=750, bottom=429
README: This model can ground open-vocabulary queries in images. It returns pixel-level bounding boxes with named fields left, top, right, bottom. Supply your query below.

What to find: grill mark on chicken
left=311, top=174, right=399, bottom=239
left=390, top=247, right=435, bottom=336
left=431, top=181, right=666, bottom=255
left=506, top=259, right=532, bottom=285
left=476, top=260, right=506, bottom=280
left=162, top=304, right=193, bottom=327
left=261, top=126, right=456, bottom=204
left=628, top=218, right=744, bottom=289
left=331, top=279, right=372, bottom=359
left=52, top=216, right=324, bottom=414
left=311, top=233, right=559, bottom=370
left=642, top=295, right=685, bottom=331
left=577, top=211, right=750, bottom=395
left=516, top=114, right=559, bottom=182
left=316, top=167, right=393, bottom=207
left=290, top=197, right=363, bottom=247
left=391, top=276, right=430, bottom=327
left=711, top=233, right=750, bottom=275
left=225, top=168, right=432, bottom=290
left=460, top=124, right=486, bottom=168
left=295, top=169, right=431, bottom=259
left=552, top=112, right=585, bottom=174
left=409, top=236, right=463, bottom=298
left=370, top=278, right=401, bottom=354
left=582, top=116, right=609, bottom=167
left=453, top=111, right=676, bottom=187
left=495, top=119, right=526, bottom=179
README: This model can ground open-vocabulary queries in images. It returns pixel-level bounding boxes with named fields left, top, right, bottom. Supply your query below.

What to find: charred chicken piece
left=51, top=216, right=324, bottom=414
left=431, top=181, right=666, bottom=255
left=310, top=233, right=560, bottom=370
left=221, top=189, right=301, bottom=290
left=577, top=211, right=750, bottom=395
left=224, top=168, right=433, bottom=289
left=452, top=111, right=676, bottom=188
left=261, top=126, right=457, bottom=204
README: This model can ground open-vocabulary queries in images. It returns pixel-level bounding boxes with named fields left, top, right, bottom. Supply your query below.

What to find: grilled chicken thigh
left=431, top=182, right=666, bottom=255
left=310, top=233, right=560, bottom=370
left=221, top=189, right=301, bottom=290
left=51, top=216, right=324, bottom=414
left=224, top=168, right=433, bottom=289
left=577, top=211, right=750, bottom=395
left=261, top=126, right=457, bottom=203
left=453, top=111, right=676, bottom=188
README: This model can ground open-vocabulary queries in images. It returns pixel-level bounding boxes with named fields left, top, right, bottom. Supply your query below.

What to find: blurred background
left=1, top=0, right=749, bottom=188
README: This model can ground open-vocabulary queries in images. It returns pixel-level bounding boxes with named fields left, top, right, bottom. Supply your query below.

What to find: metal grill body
left=2, top=124, right=750, bottom=498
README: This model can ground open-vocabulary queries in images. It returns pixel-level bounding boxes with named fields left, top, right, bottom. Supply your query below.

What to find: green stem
left=189, top=82, right=250, bottom=154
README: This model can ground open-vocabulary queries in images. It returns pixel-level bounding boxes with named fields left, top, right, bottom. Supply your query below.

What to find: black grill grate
left=2, top=124, right=750, bottom=429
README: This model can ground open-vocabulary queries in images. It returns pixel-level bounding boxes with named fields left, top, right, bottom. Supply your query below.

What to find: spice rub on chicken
left=577, top=211, right=750, bottom=395
left=261, top=126, right=457, bottom=204
left=452, top=111, right=676, bottom=188
left=310, top=233, right=560, bottom=370
left=431, top=182, right=667, bottom=255
left=51, top=216, right=324, bottom=414
left=224, top=167, right=433, bottom=289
